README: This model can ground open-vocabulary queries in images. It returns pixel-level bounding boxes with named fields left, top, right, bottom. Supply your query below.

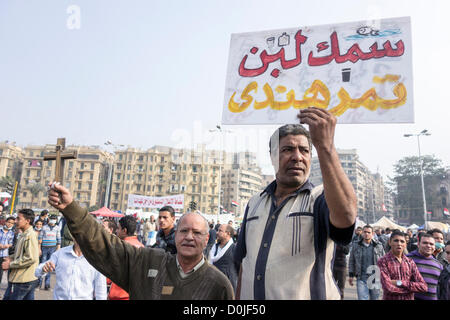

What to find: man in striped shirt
left=407, top=233, right=443, bottom=300
left=0, top=217, right=15, bottom=284
left=38, top=215, right=61, bottom=290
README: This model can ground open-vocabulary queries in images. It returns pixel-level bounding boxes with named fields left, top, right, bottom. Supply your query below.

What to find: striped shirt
left=39, top=224, right=61, bottom=247
left=0, top=228, right=15, bottom=257
left=235, top=180, right=354, bottom=300
left=377, top=251, right=428, bottom=300
left=406, top=250, right=443, bottom=300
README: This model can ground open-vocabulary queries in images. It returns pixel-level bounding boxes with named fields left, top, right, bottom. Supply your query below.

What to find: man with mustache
left=234, top=107, right=357, bottom=299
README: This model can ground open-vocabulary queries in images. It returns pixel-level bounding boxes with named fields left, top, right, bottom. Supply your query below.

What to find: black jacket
left=211, top=242, right=239, bottom=291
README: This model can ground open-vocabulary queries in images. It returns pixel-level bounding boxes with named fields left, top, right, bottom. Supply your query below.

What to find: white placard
left=222, top=16, right=413, bottom=124
left=127, top=194, right=184, bottom=210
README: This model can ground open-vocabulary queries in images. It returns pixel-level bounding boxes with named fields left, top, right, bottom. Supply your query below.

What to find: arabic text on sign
left=228, top=74, right=407, bottom=116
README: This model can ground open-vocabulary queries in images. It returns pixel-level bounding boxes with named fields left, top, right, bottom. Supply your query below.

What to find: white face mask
left=49, top=219, right=57, bottom=225
left=4, top=226, right=12, bottom=231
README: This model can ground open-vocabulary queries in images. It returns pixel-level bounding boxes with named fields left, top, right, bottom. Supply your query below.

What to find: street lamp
left=403, top=129, right=431, bottom=225
left=209, top=125, right=232, bottom=220
left=104, top=140, right=125, bottom=208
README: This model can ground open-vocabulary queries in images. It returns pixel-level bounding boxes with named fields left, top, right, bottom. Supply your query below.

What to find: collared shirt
left=35, top=245, right=107, bottom=300
left=235, top=180, right=355, bottom=300
left=0, top=228, right=14, bottom=258
left=377, top=251, right=428, bottom=300
left=176, top=256, right=205, bottom=278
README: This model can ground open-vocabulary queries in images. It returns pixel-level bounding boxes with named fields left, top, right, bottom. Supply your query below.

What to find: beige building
left=261, top=174, right=275, bottom=188
left=18, top=144, right=112, bottom=210
left=0, top=142, right=24, bottom=183
left=222, top=166, right=263, bottom=218
left=310, top=149, right=387, bottom=224
left=110, top=145, right=224, bottom=214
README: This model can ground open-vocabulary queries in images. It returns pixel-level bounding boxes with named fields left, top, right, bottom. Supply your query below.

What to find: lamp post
left=209, top=125, right=232, bottom=221
left=104, top=140, right=124, bottom=208
left=404, top=129, right=431, bottom=225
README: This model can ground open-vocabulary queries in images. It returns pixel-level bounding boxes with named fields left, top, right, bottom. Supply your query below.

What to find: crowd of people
left=0, top=202, right=241, bottom=300
left=334, top=224, right=450, bottom=300
left=0, top=108, right=448, bottom=300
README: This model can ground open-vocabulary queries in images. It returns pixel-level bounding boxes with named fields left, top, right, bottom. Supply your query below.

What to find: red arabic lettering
left=239, top=30, right=307, bottom=77
left=308, top=31, right=405, bottom=66
left=238, top=29, right=405, bottom=77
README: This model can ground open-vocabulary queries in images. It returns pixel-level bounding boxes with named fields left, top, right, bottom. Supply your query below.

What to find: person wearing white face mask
left=0, top=217, right=15, bottom=285
left=38, top=214, right=61, bottom=290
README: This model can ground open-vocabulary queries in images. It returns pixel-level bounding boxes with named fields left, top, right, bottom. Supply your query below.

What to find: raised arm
left=47, top=182, right=139, bottom=292
left=298, top=107, right=357, bottom=228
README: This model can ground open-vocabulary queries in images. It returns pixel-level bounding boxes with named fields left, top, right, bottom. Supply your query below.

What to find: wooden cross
left=43, top=138, right=78, bottom=184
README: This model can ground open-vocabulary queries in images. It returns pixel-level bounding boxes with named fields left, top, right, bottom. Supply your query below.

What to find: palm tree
left=27, top=182, right=46, bottom=208
left=0, top=176, right=15, bottom=193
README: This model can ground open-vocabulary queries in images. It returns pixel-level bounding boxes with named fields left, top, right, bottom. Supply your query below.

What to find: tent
left=372, top=216, right=407, bottom=232
left=90, top=206, right=124, bottom=218
left=0, top=192, right=11, bottom=198
left=424, top=221, right=449, bottom=232
left=355, top=217, right=366, bottom=228
left=407, top=223, right=419, bottom=231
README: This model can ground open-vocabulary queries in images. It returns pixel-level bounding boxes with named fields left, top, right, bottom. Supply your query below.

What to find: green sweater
left=62, top=201, right=235, bottom=300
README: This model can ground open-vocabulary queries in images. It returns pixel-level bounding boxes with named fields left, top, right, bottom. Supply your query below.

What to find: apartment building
left=110, top=145, right=224, bottom=214
left=221, top=166, right=263, bottom=217
left=18, top=144, right=112, bottom=209
left=310, top=149, right=386, bottom=223
left=0, top=142, right=24, bottom=183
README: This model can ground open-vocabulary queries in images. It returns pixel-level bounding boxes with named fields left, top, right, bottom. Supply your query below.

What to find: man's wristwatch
left=396, top=280, right=402, bottom=287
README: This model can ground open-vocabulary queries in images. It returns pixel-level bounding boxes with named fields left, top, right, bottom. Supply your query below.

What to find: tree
left=0, top=176, right=18, bottom=212
left=26, top=182, right=46, bottom=208
left=0, top=176, right=15, bottom=194
left=390, top=155, right=446, bottom=224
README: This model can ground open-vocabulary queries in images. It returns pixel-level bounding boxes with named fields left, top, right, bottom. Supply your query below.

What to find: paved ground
left=0, top=272, right=55, bottom=300
left=0, top=271, right=360, bottom=300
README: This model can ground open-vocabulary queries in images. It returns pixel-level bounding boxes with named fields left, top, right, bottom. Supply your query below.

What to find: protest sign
left=222, top=16, right=413, bottom=124
left=127, top=193, right=184, bottom=210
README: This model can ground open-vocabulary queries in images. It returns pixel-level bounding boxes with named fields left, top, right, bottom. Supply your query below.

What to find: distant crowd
left=333, top=225, right=450, bottom=300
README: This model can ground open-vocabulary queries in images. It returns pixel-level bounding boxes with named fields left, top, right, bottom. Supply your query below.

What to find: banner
left=127, top=194, right=184, bottom=210
left=222, top=16, right=413, bottom=124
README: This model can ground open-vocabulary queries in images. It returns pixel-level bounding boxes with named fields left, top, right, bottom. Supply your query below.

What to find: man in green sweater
left=47, top=182, right=234, bottom=300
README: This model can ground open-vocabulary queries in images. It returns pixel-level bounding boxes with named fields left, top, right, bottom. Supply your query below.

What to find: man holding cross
left=47, top=184, right=234, bottom=299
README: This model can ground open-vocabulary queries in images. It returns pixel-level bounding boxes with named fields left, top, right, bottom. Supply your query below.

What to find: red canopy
left=89, top=206, right=124, bottom=218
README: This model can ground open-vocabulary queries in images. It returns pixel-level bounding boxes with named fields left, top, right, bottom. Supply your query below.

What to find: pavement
left=0, top=271, right=55, bottom=300
left=0, top=270, right=360, bottom=300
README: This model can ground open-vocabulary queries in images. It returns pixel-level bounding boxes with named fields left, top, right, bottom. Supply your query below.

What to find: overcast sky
left=1, top=0, right=449, bottom=181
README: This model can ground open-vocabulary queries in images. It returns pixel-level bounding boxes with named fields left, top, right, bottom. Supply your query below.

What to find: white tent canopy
left=0, top=192, right=11, bottom=198
left=407, top=223, right=419, bottom=230
left=355, top=217, right=366, bottom=228
left=424, top=221, right=449, bottom=232
left=371, top=216, right=407, bottom=232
